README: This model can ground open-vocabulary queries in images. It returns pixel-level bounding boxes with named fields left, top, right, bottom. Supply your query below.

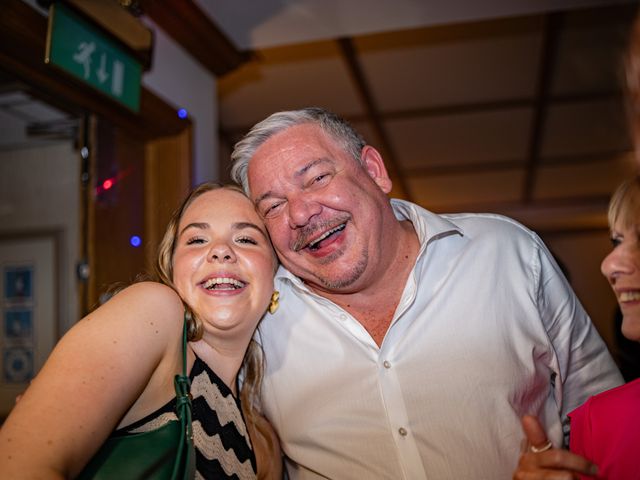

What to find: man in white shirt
left=230, top=107, right=623, bottom=479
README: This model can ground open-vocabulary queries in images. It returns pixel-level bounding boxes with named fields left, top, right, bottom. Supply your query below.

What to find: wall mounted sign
left=45, top=2, right=142, bottom=112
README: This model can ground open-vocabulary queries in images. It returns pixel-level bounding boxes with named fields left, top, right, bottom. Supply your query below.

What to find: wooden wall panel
left=90, top=120, right=147, bottom=305
left=144, top=129, right=193, bottom=272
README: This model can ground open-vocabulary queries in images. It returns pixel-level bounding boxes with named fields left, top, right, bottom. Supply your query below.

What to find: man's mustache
left=291, top=214, right=350, bottom=252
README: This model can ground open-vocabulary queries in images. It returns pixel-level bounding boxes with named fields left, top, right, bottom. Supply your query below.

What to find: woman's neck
left=188, top=335, right=251, bottom=395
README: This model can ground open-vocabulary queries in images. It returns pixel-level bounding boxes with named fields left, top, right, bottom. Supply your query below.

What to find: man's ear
left=361, top=146, right=393, bottom=194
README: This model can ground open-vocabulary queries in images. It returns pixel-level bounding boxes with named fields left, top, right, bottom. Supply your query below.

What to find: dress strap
left=171, top=312, right=195, bottom=479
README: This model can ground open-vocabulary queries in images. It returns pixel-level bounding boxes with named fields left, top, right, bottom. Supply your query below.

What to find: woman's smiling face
left=602, top=220, right=640, bottom=342
left=172, top=188, right=276, bottom=337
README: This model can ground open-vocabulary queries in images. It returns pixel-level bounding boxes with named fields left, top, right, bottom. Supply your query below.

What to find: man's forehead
left=250, top=156, right=333, bottom=205
left=255, top=124, right=324, bottom=154
left=247, top=123, right=338, bottom=194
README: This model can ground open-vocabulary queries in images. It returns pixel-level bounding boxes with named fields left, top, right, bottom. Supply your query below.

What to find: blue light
left=130, top=235, right=142, bottom=247
left=177, top=108, right=188, bottom=119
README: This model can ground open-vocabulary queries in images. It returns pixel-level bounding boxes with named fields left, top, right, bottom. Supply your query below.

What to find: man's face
left=247, top=123, right=392, bottom=294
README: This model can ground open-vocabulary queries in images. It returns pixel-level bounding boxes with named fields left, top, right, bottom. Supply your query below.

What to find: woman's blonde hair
left=155, top=181, right=280, bottom=476
left=608, top=176, right=640, bottom=230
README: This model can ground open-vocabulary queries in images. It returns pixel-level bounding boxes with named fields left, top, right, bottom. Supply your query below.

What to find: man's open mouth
left=306, top=223, right=346, bottom=251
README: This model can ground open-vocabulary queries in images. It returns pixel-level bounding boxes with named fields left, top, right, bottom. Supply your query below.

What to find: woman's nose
left=208, top=243, right=235, bottom=262
left=601, top=246, right=634, bottom=281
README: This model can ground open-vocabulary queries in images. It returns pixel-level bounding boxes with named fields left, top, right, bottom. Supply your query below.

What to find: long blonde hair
left=155, top=182, right=280, bottom=476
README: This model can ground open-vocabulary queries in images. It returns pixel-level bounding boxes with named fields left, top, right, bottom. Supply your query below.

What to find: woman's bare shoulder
left=84, top=281, right=185, bottom=333
left=108, top=281, right=182, bottom=310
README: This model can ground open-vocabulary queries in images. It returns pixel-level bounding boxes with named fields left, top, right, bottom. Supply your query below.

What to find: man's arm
left=534, top=237, right=623, bottom=422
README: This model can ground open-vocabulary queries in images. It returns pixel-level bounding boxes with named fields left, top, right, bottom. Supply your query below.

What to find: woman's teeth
left=619, top=291, right=640, bottom=302
left=202, top=278, right=245, bottom=290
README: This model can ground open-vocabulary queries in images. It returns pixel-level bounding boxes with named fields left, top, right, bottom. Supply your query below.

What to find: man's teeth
left=202, top=277, right=245, bottom=290
left=308, top=224, right=345, bottom=249
left=619, top=291, right=640, bottom=302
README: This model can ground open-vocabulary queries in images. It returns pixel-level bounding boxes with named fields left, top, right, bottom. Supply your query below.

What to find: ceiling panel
left=534, top=153, right=636, bottom=200
left=357, top=18, right=543, bottom=109
left=387, top=108, right=532, bottom=169
left=541, top=98, right=631, bottom=157
left=552, top=7, right=635, bottom=95
left=409, top=169, right=525, bottom=209
left=219, top=41, right=362, bottom=129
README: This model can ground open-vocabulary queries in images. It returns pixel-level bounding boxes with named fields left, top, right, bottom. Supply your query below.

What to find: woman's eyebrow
left=179, top=222, right=209, bottom=236
left=233, top=221, right=269, bottom=239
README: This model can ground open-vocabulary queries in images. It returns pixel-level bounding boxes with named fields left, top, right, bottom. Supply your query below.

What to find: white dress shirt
left=257, top=199, right=623, bottom=479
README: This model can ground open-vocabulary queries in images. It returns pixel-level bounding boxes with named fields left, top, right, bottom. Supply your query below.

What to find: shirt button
left=383, top=360, right=391, bottom=369
left=398, top=427, right=408, bottom=436
left=339, top=314, right=347, bottom=321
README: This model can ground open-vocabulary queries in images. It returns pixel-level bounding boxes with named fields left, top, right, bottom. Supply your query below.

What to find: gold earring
left=268, top=291, right=280, bottom=314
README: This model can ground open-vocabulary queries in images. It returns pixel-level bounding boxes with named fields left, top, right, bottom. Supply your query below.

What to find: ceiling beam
left=138, top=0, right=251, bottom=76
left=522, top=12, right=563, bottom=203
left=353, top=91, right=621, bottom=121
left=404, top=148, right=632, bottom=176
left=428, top=193, right=611, bottom=211
left=425, top=194, right=611, bottom=232
left=337, top=36, right=413, bottom=202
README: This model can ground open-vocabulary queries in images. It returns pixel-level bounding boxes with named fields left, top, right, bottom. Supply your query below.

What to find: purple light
left=177, top=108, right=188, bottom=119
left=130, top=235, right=142, bottom=247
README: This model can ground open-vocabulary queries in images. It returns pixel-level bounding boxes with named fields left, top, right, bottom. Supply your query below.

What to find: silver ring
left=530, top=441, right=553, bottom=453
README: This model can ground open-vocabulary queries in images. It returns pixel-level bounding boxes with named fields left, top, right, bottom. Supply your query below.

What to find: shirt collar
left=390, top=198, right=462, bottom=246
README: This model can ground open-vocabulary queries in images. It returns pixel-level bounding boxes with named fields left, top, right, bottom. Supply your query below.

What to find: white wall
left=142, top=19, right=219, bottom=185
left=0, top=142, right=80, bottom=334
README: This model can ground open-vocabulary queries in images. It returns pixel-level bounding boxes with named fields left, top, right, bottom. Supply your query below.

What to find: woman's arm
left=0, top=282, right=185, bottom=479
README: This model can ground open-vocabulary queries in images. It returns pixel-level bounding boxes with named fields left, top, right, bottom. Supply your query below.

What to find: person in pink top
left=569, top=177, right=640, bottom=478
left=513, top=177, right=640, bottom=479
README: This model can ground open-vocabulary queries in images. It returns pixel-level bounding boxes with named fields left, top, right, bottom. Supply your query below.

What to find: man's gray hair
left=230, top=107, right=366, bottom=195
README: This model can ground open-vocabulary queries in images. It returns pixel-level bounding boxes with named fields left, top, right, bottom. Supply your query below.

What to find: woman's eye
left=186, top=237, right=205, bottom=245
left=237, top=236, right=257, bottom=245
left=610, top=236, right=622, bottom=248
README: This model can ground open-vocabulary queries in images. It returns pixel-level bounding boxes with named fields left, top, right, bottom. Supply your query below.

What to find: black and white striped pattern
left=121, top=356, right=257, bottom=479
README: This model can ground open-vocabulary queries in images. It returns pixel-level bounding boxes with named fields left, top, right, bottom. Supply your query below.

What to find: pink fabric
left=569, top=378, right=640, bottom=479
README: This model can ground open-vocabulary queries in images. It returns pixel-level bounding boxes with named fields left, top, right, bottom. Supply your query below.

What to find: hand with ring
left=512, top=415, right=599, bottom=479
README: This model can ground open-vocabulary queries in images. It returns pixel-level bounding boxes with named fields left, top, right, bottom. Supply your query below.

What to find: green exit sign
left=45, top=2, right=142, bottom=112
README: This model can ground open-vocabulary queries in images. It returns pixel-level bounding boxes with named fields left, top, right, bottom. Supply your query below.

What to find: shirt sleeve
left=532, top=235, right=623, bottom=438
